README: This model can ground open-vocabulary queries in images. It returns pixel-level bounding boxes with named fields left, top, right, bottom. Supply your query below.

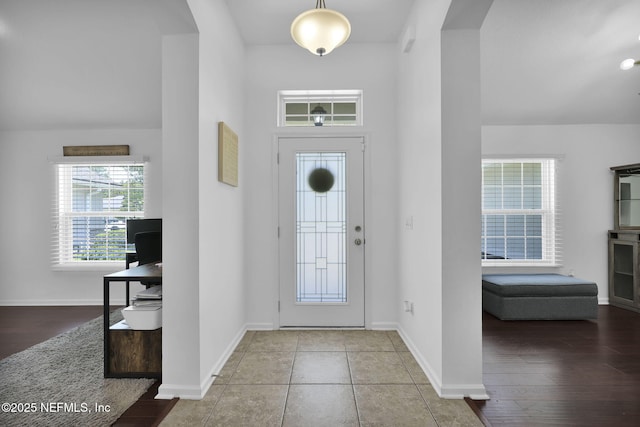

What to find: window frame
left=51, top=156, right=147, bottom=270
left=481, top=157, right=561, bottom=267
left=277, top=90, right=363, bottom=127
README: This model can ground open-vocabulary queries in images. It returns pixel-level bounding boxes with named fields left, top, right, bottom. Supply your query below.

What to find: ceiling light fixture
left=620, top=35, right=640, bottom=70
left=620, top=58, right=639, bottom=71
left=290, top=0, right=351, bottom=57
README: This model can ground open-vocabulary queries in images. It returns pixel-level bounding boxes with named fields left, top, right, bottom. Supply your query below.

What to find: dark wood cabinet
left=608, top=230, right=640, bottom=312
left=609, top=163, right=640, bottom=313
left=109, top=321, right=162, bottom=377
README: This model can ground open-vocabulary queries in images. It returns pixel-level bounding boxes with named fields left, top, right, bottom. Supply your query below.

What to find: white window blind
left=481, top=158, right=561, bottom=267
left=52, top=159, right=145, bottom=267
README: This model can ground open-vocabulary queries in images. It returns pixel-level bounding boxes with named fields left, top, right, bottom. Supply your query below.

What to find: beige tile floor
left=160, top=330, right=483, bottom=427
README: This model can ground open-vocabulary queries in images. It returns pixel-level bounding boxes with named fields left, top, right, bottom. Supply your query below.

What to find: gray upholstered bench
left=482, top=274, right=598, bottom=320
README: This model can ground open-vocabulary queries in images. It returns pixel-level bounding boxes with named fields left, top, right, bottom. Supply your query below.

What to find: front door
left=278, top=136, right=365, bottom=327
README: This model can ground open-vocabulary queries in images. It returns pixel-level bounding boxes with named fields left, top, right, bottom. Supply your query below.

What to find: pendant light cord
left=316, top=0, right=326, bottom=9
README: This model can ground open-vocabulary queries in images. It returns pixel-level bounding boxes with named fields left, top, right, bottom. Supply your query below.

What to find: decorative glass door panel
left=296, top=153, right=347, bottom=303
left=279, top=137, right=365, bottom=327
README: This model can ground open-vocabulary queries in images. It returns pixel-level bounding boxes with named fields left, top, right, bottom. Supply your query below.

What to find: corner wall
left=159, top=32, right=202, bottom=397
left=158, top=0, right=246, bottom=400
left=396, top=0, right=450, bottom=392
left=396, top=0, right=490, bottom=398
left=189, top=0, right=246, bottom=396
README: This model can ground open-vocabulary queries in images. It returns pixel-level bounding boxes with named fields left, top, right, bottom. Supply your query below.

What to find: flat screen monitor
left=126, top=218, right=162, bottom=244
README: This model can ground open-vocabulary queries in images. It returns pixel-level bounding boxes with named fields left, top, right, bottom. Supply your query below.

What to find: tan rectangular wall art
left=63, top=145, right=130, bottom=156
left=218, top=122, right=238, bottom=187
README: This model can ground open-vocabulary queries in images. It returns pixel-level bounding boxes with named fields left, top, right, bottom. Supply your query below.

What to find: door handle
left=354, top=238, right=362, bottom=246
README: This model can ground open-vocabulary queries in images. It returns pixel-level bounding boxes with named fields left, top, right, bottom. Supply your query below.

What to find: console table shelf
left=103, top=263, right=162, bottom=378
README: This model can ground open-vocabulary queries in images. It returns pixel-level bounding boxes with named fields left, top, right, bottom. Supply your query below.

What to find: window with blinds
left=52, top=161, right=145, bottom=267
left=481, top=158, right=561, bottom=266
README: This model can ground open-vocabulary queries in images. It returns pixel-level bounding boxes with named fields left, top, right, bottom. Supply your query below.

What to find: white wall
left=160, top=32, right=201, bottom=397
left=159, top=0, right=246, bottom=400
left=440, top=24, right=486, bottom=397
left=482, top=124, right=640, bottom=303
left=0, top=129, right=162, bottom=305
left=242, top=43, right=399, bottom=329
left=190, top=0, right=246, bottom=397
left=396, top=0, right=489, bottom=399
left=396, top=0, right=449, bottom=393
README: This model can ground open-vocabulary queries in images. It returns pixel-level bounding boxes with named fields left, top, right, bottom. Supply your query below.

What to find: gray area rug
left=0, top=312, right=155, bottom=427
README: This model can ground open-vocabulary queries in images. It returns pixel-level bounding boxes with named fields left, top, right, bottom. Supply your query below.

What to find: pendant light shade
left=291, top=0, right=351, bottom=56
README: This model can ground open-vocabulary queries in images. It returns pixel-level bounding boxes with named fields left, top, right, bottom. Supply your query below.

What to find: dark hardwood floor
left=0, top=305, right=104, bottom=359
left=0, top=306, right=175, bottom=427
left=471, top=305, right=640, bottom=426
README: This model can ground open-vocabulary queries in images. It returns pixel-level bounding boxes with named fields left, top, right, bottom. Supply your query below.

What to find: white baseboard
left=370, top=321, right=398, bottom=330
left=396, top=326, right=443, bottom=395
left=245, top=322, right=275, bottom=330
left=440, top=384, right=490, bottom=400
left=396, top=325, right=489, bottom=400
left=155, top=384, right=204, bottom=400
left=156, top=324, right=248, bottom=400
left=198, top=325, right=248, bottom=398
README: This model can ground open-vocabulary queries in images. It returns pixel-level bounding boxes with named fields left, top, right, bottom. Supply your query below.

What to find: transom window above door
left=278, top=90, right=363, bottom=127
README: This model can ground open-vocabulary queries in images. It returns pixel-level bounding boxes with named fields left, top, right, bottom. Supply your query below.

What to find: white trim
left=246, top=323, right=276, bottom=331
left=156, top=325, right=248, bottom=400
left=396, top=326, right=443, bottom=395
left=397, top=325, right=489, bottom=400
left=154, top=384, right=203, bottom=401
left=481, top=154, right=565, bottom=161
left=440, top=384, right=491, bottom=400
left=370, top=321, right=398, bottom=330
left=51, top=262, right=126, bottom=272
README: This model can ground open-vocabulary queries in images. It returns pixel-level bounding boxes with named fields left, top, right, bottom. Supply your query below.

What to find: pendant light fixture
left=620, top=34, right=640, bottom=70
left=290, top=0, right=351, bottom=57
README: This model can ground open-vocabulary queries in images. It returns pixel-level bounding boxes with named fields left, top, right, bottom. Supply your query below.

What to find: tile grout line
left=344, top=338, right=363, bottom=427
left=279, top=335, right=300, bottom=427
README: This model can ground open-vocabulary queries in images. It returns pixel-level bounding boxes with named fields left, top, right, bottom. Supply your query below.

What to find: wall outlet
left=405, top=215, right=414, bottom=230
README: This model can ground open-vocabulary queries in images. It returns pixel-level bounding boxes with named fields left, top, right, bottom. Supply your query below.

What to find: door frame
left=272, top=132, right=372, bottom=329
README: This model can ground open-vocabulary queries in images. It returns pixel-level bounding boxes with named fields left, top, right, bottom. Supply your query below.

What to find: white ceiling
left=0, top=0, right=638, bottom=131
left=481, top=0, right=640, bottom=125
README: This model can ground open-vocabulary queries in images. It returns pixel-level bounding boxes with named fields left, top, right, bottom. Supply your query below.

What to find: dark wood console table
left=103, top=263, right=162, bottom=378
